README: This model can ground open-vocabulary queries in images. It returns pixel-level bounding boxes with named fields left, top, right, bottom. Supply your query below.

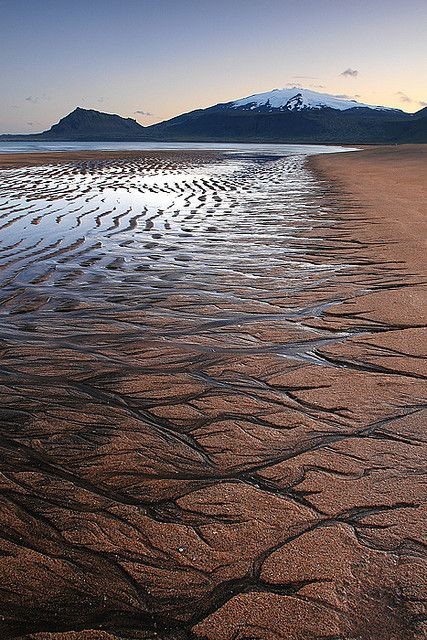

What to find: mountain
left=1, top=107, right=147, bottom=141
left=148, top=88, right=426, bottom=144
left=1, top=89, right=426, bottom=143
left=43, top=107, right=147, bottom=140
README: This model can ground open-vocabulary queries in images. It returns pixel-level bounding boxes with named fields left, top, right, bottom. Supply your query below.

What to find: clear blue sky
left=1, top=0, right=426, bottom=132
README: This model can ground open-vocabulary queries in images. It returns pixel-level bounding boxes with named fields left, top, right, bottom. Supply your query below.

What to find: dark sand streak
left=0, top=147, right=425, bottom=640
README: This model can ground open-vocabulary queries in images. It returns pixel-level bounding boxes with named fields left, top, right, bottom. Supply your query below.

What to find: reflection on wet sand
left=0, top=150, right=425, bottom=640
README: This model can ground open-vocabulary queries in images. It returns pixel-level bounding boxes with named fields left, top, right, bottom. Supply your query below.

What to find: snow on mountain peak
left=231, top=87, right=394, bottom=112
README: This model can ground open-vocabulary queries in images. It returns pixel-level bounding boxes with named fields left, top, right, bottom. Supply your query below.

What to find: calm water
left=0, top=146, right=354, bottom=311
left=0, top=140, right=357, bottom=155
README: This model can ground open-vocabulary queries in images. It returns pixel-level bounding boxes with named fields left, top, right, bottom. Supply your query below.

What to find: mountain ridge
left=1, top=88, right=426, bottom=143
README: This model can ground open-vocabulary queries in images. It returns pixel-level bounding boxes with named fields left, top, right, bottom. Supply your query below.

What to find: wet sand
left=0, top=146, right=426, bottom=640
left=310, top=145, right=427, bottom=269
left=0, top=150, right=219, bottom=168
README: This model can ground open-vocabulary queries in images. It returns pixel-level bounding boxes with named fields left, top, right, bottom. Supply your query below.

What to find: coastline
left=0, top=144, right=357, bottom=168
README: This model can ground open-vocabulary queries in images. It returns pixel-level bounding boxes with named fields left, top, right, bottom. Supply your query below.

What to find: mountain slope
left=383, top=106, right=427, bottom=143
left=149, top=108, right=413, bottom=143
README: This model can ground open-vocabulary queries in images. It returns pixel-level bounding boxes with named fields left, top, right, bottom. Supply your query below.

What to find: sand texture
left=0, top=146, right=425, bottom=639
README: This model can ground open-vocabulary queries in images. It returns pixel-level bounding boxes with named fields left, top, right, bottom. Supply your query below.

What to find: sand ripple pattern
left=0, top=152, right=425, bottom=640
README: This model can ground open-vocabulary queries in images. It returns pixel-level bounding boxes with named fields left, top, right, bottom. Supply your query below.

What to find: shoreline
left=1, top=143, right=423, bottom=170
left=0, top=143, right=363, bottom=169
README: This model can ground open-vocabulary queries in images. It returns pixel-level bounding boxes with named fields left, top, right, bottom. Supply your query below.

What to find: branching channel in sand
left=0, top=149, right=425, bottom=640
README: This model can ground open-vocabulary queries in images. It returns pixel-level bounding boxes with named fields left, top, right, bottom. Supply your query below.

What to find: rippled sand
left=0, top=149, right=425, bottom=640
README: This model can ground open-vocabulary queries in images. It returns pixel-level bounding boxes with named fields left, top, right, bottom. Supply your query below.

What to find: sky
left=1, top=0, right=426, bottom=133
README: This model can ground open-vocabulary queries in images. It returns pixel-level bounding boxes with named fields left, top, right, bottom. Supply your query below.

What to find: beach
left=0, top=149, right=219, bottom=168
left=0, top=144, right=425, bottom=640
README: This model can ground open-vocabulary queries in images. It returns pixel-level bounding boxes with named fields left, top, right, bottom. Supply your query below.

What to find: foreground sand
left=0, top=146, right=426, bottom=640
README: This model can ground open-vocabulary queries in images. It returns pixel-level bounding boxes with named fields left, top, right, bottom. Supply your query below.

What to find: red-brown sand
left=0, top=149, right=216, bottom=168
left=0, top=146, right=426, bottom=640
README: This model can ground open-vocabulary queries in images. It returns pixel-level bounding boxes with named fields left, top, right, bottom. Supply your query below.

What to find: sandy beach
left=0, top=145, right=425, bottom=640
left=310, top=145, right=427, bottom=269
left=0, top=149, right=222, bottom=168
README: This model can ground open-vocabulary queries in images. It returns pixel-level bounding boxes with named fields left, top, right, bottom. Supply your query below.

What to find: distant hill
left=1, top=107, right=147, bottom=142
left=1, top=89, right=426, bottom=143
left=43, top=107, right=147, bottom=140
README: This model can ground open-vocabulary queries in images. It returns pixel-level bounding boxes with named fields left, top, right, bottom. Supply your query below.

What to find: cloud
left=292, top=75, right=317, bottom=80
left=135, top=109, right=153, bottom=116
left=394, top=92, right=427, bottom=110
left=340, top=68, right=358, bottom=78
left=25, top=94, right=48, bottom=104
left=395, top=92, right=426, bottom=108
left=288, top=81, right=326, bottom=90
left=333, top=93, right=357, bottom=100
left=396, top=91, right=412, bottom=103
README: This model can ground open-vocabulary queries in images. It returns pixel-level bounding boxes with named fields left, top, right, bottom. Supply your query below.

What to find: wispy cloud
left=292, top=75, right=317, bottom=80
left=340, top=68, right=358, bottom=78
left=396, top=91, right=412, bottom=103
left=396, top=92, right=426, bottom=108
left=25, top=94, right=48, bottom=104
left=288, top=81, right=326, bottom=90
left=333, top=93, right=357, bottom=100
left=135, top=109, right=153, bottom=116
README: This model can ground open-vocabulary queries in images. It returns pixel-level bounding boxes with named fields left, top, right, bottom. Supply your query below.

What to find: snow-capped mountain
left=146, top=87, right=420, bottom=143
left=231, top=87, right=396, bottom=113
